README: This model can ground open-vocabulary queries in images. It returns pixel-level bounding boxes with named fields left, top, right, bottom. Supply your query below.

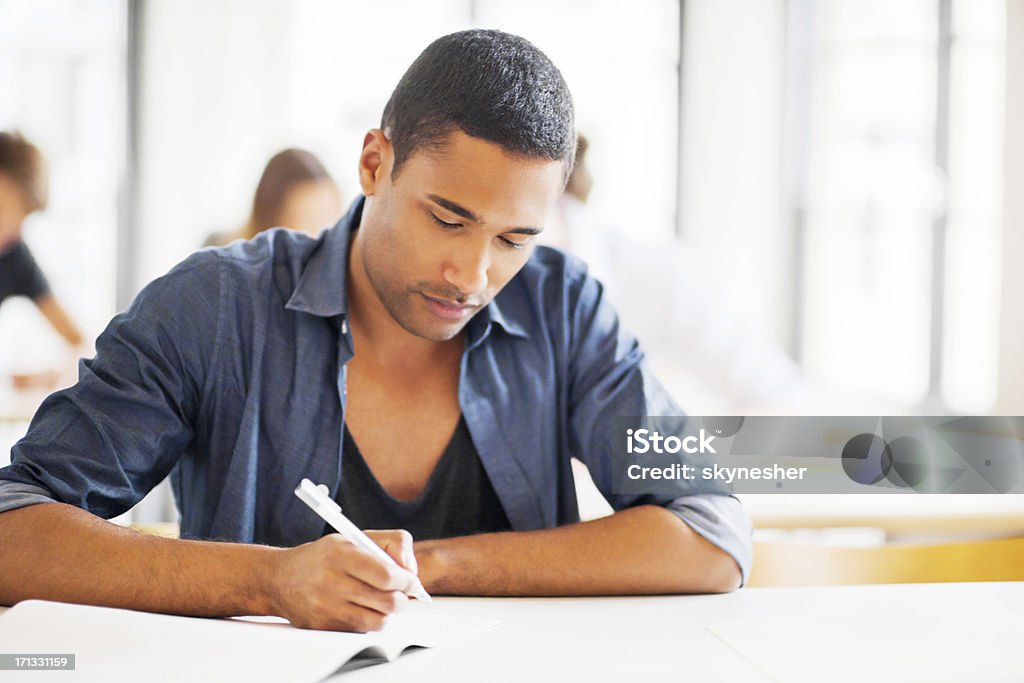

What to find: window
left=789, top=0, right=1005, bottom=411
left=473, top=0, right=681, bottom=242
left=0, top=0, right=126, bottom=470
left=0, top=0, right=126, bottom=373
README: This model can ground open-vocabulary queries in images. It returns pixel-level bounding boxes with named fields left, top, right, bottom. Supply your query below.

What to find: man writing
left=0, top=30, right=751, bottom=633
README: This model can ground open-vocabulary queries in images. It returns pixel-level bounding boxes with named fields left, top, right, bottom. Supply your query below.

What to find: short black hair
left=381, top=29, right=575, bottom=182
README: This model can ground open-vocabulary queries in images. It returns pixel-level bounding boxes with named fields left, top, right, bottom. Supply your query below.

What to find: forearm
left=36, top=295, right=84, bottom=347
left=416, top=505, right=741, bottom=596
left=0, top=503, right=281, bottom=616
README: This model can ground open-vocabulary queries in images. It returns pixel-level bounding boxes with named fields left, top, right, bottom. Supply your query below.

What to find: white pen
left=294, top=478, right=432, bottom=603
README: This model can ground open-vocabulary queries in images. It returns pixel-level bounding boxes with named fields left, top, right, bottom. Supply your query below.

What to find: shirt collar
left=479, top=293, right=530, bottom=340
left=284, top=198, right=361, bottom=318
left=285, top=195, right=531, bottom=341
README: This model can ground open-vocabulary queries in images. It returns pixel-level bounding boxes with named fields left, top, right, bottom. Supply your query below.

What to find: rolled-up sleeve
left=664, top=494, right=753, bottom=585
left=566, top=269, right=754, bottom=586
left=0, top=251, right=222, bottom=519
left=0, top=481, right=59, bottom=514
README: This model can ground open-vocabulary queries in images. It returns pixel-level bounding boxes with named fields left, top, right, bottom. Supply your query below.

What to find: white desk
left=2, top=582, right=1022, bottom=681
left=336, top=581, right=1024, bottom=681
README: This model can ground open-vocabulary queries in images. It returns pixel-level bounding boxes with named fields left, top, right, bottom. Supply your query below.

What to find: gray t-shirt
left=335, top=416, right=512, bottom=541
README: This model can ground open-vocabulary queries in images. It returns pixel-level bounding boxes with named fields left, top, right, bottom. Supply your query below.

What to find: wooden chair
left=748, top=536, right=1024, bottom=587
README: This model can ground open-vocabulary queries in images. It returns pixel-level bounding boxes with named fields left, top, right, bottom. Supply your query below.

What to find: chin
left=394, top=312, right=465, bottom=342
left=418, top=323, right=465, bottom=342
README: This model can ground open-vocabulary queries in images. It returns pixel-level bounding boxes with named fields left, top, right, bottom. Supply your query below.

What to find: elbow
left=651, top=504, right=748, bottom=594
left=701, top=549, right=743, bottom=593
left=675, top=535, right=745, bottom=594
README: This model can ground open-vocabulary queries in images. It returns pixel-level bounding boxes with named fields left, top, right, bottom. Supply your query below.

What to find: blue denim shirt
left=0, top=198, right=752, bottom=583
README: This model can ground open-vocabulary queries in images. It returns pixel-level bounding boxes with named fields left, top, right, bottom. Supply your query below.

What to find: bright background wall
left=2, top=0, right=1023, bottom=523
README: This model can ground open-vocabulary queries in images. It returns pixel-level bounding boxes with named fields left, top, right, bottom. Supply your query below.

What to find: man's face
left=356, top=129, right=565, bottom=341
left=0, top=172, right=30, bottom=253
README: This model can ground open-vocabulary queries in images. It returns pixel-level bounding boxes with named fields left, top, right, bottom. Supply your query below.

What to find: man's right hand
left=267, top=531, right=420, bottom=632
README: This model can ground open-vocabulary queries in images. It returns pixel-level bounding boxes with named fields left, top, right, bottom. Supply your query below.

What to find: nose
left=443, top=241, right=490, bottom=298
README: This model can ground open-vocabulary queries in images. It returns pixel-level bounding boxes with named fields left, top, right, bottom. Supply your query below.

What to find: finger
left=321, top=602, right=392, bottom=633
left=329, top=573, right=409, bottom=615
left=342, top=544, right=419, bottom=593
left=366, top=529, right=418, bottom=574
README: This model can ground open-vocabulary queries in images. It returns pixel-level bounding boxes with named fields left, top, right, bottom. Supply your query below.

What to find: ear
left=358, top=129, right=392, bottom=197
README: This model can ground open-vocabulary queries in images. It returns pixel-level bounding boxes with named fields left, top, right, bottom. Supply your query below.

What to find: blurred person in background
left=547, top=133, right=804, bottom=411
left=204, top=147, right=343, bottom=247
left=0, top=131, right=85, bottom=391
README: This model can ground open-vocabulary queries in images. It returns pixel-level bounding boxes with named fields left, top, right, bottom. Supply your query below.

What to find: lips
left=421, top=293, right=476, bottom=321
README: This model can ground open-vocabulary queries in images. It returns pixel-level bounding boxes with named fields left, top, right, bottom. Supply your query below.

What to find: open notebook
left=0, top=600, right=499, bottom=682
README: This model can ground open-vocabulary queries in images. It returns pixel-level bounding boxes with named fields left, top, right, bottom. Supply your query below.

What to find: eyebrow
left=426, top=193, right=544, bottom=235
left=427, top=194, right=480, bottom=223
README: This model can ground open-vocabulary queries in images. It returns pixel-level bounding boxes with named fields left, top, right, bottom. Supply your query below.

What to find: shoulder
left=1, top=239, right=36, bottom=267
left=507, top=244, right=594, bottom=304
left=205, top=227, right=316, bottom=270
left=492, top=244, right=609, bottom=344
left=122, top=230, right=306, bottom=318
left=190, top=228, right=320, bottom=298
left=0, top=239, right=50, bottom=301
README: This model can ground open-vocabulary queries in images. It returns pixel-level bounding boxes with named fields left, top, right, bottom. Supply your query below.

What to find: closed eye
left=498, top=236, right=528, bottom=250
left=430, top=213, right=462, bottom=229
left=429, top=209, right=529, bottom=250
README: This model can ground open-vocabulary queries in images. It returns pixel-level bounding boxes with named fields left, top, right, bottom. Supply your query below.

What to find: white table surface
left=2, top=582, right=1022, bottom=681
left=334, top=581, right=1024, bottom=682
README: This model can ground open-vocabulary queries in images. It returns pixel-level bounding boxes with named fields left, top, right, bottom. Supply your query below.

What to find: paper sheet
left=0, top=600, right=498, bottom=682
